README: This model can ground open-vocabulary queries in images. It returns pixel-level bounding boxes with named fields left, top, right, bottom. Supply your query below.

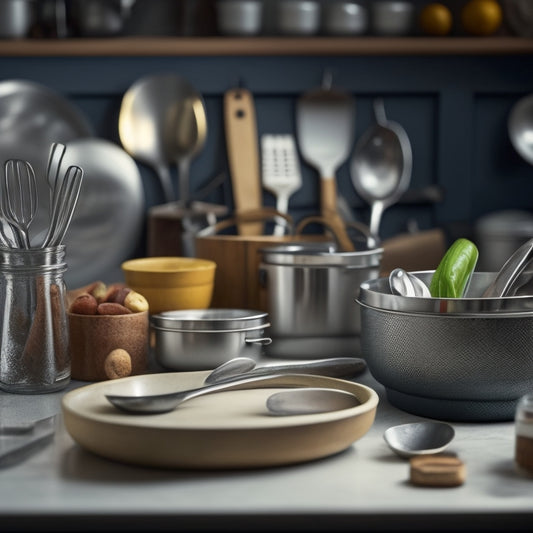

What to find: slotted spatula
left=261, top=134, right=302, bottom=235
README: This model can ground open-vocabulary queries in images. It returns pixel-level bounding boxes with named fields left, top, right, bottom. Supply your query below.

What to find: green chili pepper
left=429, top=238, right=479, bottom=298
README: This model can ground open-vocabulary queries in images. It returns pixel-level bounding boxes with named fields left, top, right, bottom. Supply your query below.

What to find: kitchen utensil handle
left=319, top=177, right=355, bottom=251
left=224, top=88, right=263, bottom=235
left=196, top=207, right=293, bottom=237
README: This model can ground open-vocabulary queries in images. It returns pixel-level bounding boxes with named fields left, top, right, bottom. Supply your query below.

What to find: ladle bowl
left=350, top=98, right=412, bottom=244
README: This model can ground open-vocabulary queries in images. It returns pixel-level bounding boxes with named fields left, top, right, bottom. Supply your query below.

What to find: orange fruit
left=419, top=3, right=453, bottom=36
left=461, top=0, right=503, bottom=36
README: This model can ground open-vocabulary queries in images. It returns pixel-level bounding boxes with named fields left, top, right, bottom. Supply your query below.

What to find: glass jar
left=515, top=392, right=533, bottom=475
left=0, top=246, right=69, bottom=393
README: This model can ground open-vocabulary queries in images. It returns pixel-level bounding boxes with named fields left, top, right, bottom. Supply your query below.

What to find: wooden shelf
left=0, top=36, right=532, bottom=56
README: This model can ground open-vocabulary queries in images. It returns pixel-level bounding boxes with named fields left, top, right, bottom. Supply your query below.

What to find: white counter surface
left=1, top=362, right=532, bottom=532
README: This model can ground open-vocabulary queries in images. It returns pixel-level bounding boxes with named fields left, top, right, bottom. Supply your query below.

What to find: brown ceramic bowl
left=69, top=310, right=149, bottom=381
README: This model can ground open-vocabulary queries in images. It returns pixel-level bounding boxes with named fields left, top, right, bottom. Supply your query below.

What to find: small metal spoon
left=383, top=421, right=455, bottom=459
left=266, top=388, right=360, bottom=415
left=389, top=268, right=431, bottom=297
left=204, top=356, right=367, bottom=385
left=107, top=374, right=304, bottom=415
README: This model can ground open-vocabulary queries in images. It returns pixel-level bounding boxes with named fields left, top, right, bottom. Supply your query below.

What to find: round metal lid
left=151, top=308, right=270, bottom=331
left=260, top=242, right=383, bottom=267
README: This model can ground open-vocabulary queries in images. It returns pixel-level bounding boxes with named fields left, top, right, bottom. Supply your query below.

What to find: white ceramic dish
left=62, top=372, right=378, bottom=469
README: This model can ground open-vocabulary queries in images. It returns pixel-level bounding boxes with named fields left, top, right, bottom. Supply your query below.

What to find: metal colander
left=357, top=272, right=533, bottom=422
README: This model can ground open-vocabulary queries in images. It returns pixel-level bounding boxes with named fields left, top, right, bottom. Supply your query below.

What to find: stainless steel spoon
left=389, top=267, right=431, bottom=297
left=266, top=388, right=360, bottom=415
left=203, top=356, right=367, bottom=385
left=106, top=373, right=305, bottom=414
left=383, top=421, right=455, bottom=459
left=350, top=99, right=412, bottom=246
left=482, top=237, right=533, bottom=298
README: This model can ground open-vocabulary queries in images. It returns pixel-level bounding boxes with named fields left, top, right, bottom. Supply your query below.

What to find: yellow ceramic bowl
left=121, top=257, right=216, bottom=314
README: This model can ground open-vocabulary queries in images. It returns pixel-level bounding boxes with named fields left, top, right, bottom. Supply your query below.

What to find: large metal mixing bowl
left=357, top=272, right=533, bottom=422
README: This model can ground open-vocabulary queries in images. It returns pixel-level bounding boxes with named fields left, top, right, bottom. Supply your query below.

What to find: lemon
left=419, top=3, right=453, bottom=36
left=429, top=238, right=479, bottom=298
left=461, top=0, right=503, bottom=36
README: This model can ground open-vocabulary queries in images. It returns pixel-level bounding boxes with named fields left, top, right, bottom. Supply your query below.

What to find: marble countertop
left=1, top=362, right=532, bottom=532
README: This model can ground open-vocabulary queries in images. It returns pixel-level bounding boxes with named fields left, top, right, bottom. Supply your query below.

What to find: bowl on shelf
left=370, top=1, right=415, bottom=36
left=121, top=257, right=216, bottom=314
left=357, top=271, right=533, bottom=422
left=215, top=0, right=264, bottom=36
left=323, top=1, right=369, bottom=36
left=276, top=0, right=321, bottom=35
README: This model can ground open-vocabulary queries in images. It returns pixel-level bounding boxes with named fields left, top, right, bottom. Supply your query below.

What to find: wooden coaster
left=410, top=454, right=466, bottom=487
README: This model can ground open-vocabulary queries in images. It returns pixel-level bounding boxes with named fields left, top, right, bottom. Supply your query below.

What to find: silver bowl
left=357, top=271, right=533, bottom=422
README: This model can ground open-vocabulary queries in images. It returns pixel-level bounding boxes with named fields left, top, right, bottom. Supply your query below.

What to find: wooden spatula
left=224, top=88, right=263, bottom=235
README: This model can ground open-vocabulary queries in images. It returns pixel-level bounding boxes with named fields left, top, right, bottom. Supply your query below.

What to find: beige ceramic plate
left=62, top=372, right=378, bottom=469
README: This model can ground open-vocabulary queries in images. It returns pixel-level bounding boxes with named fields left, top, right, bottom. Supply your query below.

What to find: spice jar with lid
left=0, top=246, right=70, bottom=393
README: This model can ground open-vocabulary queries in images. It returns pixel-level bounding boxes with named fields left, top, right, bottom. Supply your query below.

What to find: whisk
left=0, top=159, right=38, bottom=249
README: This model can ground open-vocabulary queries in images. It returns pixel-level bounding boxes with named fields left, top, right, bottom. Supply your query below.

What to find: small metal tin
left=151, top=309, right=271, bottom=371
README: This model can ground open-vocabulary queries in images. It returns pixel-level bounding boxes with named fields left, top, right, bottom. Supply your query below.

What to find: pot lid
left=151, top=308, right=269, bottom=331
left=260, top=242, right=383, bottom=267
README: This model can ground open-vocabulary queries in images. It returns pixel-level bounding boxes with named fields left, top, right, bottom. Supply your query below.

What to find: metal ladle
left=389, top=268, right=431, bottom=297
left=165, top=94, right=207, bottom=208
left=350, top=98, right=412, bottom=246
left=384, top=421, right=455, bottom=459
left=119, top=74, right=206, bottom=204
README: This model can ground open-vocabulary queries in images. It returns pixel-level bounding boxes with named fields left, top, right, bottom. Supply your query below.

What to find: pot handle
left=295, top=216, right=378, bottom=250
left=245, top=336, right=272, bottom=346
left=197, top=207, right=294, bottom=237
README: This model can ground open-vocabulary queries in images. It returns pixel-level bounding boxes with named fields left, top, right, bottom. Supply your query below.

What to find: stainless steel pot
left=260, top=242, right=383, bottom=340
left=151, top=309, right=271, bottom=370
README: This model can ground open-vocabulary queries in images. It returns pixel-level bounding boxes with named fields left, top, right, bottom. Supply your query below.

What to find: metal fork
left=1, top=160, right=38, bottom=249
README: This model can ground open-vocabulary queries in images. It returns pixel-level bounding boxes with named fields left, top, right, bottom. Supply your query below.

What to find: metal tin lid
left=151, top=308, right=269, bottom=331
left=260, top=242, right=383, bottom=267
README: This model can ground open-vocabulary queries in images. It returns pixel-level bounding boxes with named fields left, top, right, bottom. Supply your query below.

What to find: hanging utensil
left=296, top=74, right=356, bottom=252
left=119, top=73, right=203, bottom=203
left=224, top=87, right=264, bottom=235
left=261, top=134, right=302, bottom=236
left=1, top=159, right=37, bottom=249
left=350, top=98, right=412, bottom=246
left=165, top=93, right=208, bottom=208
left=508, top=93, right=533, bottom=166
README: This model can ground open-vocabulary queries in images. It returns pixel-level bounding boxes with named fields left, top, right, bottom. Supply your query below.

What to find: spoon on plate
left=383, top=421, right=455, bottom=459
left=389, top=268, right=431, bottom=297
left=203, top=356, right=367, bottom=385
left=105, top=373, right=358, bottom=415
